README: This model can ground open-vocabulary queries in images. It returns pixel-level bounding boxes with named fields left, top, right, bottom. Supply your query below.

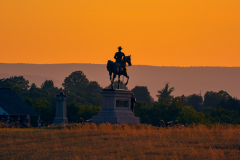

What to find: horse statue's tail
left=107, top=60, right=113, bottom=72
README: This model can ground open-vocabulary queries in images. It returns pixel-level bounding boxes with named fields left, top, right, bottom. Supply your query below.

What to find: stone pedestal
left=92, top=89, right=140, bottom=124
left=52, top=92, right=69, bottom=126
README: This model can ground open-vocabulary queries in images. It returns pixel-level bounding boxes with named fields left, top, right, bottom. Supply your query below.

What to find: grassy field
left=0, top=124, right=240, bottom=160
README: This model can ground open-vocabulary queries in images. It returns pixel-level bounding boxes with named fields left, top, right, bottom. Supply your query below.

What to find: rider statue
left=114, top=46, right=125, bottom=70
left=107, top=46, right=131, bottom=89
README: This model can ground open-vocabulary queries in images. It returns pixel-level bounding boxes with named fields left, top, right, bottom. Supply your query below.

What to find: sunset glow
left=0, top=0, right=240, bottom=66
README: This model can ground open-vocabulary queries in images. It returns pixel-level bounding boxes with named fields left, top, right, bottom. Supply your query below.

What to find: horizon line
left=0, top=62, right=240, bottom=68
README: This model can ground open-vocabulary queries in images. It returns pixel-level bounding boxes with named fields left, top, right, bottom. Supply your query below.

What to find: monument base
left=51, top=118, right=69, bottom=126
left=92, top=109, right=140, bottom=124
left=92, top=89, right=140, bottom=124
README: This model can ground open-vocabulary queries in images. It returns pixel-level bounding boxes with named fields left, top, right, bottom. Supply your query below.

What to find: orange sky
left=0, top=0, right=240, bottom=66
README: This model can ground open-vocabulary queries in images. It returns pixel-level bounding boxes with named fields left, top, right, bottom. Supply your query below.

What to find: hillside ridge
left=0, top=63, right=239, bottom=100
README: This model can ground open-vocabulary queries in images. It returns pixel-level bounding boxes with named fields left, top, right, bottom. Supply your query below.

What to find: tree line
left=0, top=70, right=239, bottom=126
left=134, top=83, right=240, bottom=126
left=0, top=71, right=102, bottom=125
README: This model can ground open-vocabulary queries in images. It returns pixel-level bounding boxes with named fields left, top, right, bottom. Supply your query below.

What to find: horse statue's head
left=124, top=55, right=132, bottom=66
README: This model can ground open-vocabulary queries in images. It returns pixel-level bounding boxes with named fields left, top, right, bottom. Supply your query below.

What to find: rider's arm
left=122, top=53, right=126, bottom=59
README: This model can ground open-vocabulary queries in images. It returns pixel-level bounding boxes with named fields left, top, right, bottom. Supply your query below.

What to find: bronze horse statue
left=107, top=55, right=132, bottom=89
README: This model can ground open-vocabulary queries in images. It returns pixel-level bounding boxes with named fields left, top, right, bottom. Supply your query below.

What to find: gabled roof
left=0, top=88, right=39, bottom=116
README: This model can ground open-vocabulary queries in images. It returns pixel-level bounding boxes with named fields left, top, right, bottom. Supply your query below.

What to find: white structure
left=92, top=89, right=140, bottom=124
left=52, top=92, right=69, bottom=126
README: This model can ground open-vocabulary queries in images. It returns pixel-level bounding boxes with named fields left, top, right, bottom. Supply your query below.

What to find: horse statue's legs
left=124, top=68, right=129, bottom=85
left=109, top=71, right=113, bottom=89
left=109, top=71, right=112, bottom=81
left=117, top=74, right=120, bottom=89
left=124, top=75, right=129, bottom=85
left=111, top=82, right=114, bottom=89
left=112, top=73, right=117, bottom=89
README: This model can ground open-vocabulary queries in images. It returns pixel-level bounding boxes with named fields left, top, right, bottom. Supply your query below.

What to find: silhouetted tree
left=0, top=76, right=29, bottom=89
left=180, top=94, right=187, bottom=106
left=203, top=90, right=231, bottom=108
left=210, top=106, right=239, bottom=124
left=41, top=80, right=60, bottom=94
left=67, top=102, right=81, bottom=123
left=62, top=71, right=89, bottom=93
left=131, top=86, right=152, bottom=104
left=30, top=98, right=55, bottom=124
left=0, top=76, right=29, bottom=95
left=85, top=81, right=103, bottom=93
left=85, top=92, right=102, bottom=106
left=186, top=94, right=203, bottom=111
left=177, top=106, right=205, bottom=125
left=41, top=80, right=54, bottom=90
left=156, top=83, right=174, bottom=100
left=30, top=83, right=37, bottom=90
left=9, top=76, right=30, bottom=90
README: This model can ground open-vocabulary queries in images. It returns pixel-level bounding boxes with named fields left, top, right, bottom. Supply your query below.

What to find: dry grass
left=0, top=124, right=240, bottom=160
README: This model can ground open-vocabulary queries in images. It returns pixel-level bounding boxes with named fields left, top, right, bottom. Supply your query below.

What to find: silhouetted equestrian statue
left=107, top=46, right=132, bottom=89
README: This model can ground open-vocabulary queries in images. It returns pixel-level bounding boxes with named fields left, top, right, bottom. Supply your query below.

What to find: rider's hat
left=118, top=46, right=122, bottom=50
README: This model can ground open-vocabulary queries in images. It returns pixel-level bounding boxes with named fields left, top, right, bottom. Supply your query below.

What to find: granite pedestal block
left=92, top=89, right=140, bottom=124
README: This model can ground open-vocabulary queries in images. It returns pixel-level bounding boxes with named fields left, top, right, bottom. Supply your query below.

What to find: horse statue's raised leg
left=124, top=75, right=129, bottom=85
left=124, top=68, right=129, bottom=85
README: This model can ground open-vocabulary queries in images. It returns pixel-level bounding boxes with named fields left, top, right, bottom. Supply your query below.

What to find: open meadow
left=0, top=124, right=240, bottom=160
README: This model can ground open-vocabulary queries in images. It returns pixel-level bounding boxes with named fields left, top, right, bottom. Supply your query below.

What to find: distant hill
left=0, top=63, right=239, bottom=100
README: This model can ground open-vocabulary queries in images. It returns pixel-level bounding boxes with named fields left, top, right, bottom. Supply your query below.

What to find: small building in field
left=0, top=88, right=39, bottom=127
